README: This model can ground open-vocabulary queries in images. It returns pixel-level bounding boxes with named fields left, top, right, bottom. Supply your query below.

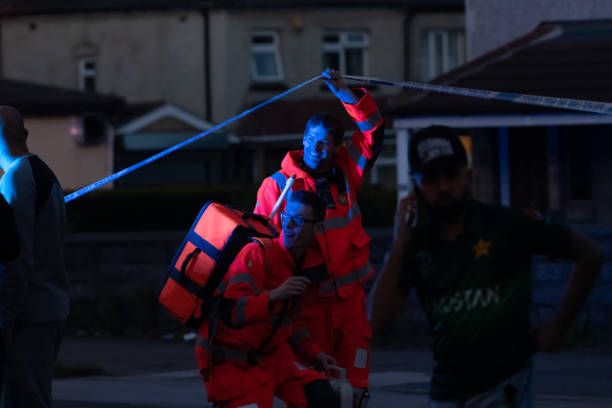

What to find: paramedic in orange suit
left=195, top=191, right=340, bottom=408
left=254, top=69, right=384, bottom=398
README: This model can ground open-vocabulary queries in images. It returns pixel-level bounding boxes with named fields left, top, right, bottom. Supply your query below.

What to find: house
left=0, top=78, right=123, bottom=190
left=390, top=15, right=612, bottom=336
left=466, top=0, right=612, bottom=60
left=112, top=102, right=240, bottom=187
left=218, top=0, right=465, bottom=184
left=0, top=0, right=465, bottom=188
left=391, top=20, right=612, bottom=224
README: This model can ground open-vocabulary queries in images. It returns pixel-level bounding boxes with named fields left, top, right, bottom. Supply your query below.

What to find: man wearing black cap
left=370, top=126, right=604, bottom=407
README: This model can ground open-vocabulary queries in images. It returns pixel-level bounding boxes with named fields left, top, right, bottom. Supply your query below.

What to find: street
left=52, top=335, right=612, bottom=408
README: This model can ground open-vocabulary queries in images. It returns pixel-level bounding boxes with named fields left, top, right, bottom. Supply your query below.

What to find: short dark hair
left=304, top=112, right=344, bottom=145
left=288, top=190, right=326, bottom=221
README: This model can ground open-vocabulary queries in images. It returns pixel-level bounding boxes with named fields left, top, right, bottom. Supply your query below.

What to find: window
left=251, top=31, right=284, bottom=82
left=322, top=31, right=369, bottom=75
left=69, top=114, right=106, bottom=145
left=420, top=29, right=465, bottom=81
left=79, top=58, right=97, bottom=92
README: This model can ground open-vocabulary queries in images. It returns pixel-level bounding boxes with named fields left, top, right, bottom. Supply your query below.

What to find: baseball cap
left=408, top=126, right=468, bottom=174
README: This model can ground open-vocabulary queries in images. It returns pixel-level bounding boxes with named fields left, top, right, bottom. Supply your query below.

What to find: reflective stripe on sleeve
left=320, top=261, right=373, bottom=294
left=355, top=111, right=382, bottom=132
left=292, top=361, right=308, bottom=371
left=348, top=144, right=369, bottom=171
left=235, top=296, right=248, bottom=326
left=323, top=204, right=361, bottom=230
left=227, top=273, right=262, bottom=295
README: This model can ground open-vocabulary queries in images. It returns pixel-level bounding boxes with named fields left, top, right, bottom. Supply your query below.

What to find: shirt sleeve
left=508, top=209, right=573, bottom=259
left=340, top=88, right=385, bottom=192
left=219, top=244, right=271, bottom=328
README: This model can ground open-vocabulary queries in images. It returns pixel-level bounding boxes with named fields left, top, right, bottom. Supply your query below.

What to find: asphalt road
left=49, top=335, right=612, bottom=408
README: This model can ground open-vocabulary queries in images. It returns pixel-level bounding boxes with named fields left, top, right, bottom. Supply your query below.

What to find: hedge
left=66, top=185, right=397, bottom=232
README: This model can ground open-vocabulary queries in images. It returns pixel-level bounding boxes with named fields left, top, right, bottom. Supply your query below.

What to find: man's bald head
left=0, top=105, right=28, bottom=151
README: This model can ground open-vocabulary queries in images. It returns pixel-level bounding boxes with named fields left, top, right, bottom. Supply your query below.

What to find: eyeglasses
left=280, top=211, right=319, bottom=227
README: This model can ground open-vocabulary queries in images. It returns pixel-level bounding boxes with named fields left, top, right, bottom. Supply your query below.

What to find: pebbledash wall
left=64, top=228, right=612, bottom=343
left=466, top=0, right=612, bottom=60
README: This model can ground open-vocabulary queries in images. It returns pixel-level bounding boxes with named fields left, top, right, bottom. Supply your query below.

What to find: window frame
left=250, top=30, right=284, bottom=83
left=421, top=28, right=465, bottom=81
left=78, top=57, right=97, bottom=92
left=322, top=30, right=369, bottom=76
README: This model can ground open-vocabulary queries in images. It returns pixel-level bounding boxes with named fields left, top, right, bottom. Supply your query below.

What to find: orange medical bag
left=158, top=202, right=279, bottom=326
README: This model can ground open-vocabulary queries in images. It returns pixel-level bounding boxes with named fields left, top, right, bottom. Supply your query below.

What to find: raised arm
left=323, top=69, right=385, bottom=190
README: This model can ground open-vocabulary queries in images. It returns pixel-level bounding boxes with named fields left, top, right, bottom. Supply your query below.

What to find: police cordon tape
left=64, top=73, right=612, bottom=203
left=63, top=75, right=322, bottom=203
left=343, top=74, right=612, bottom=115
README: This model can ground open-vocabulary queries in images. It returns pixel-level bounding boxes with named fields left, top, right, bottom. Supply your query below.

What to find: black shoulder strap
left=0, top=194, right=19, bottom=262
left=27, top=155, right=59, bottom=217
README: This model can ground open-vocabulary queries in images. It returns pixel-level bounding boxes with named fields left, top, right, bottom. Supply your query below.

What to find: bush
left=66, top=185, right=259, bottom=232
left=357, top=186, right=397, bottom=227
left=65, top=185, right=397, bottom=232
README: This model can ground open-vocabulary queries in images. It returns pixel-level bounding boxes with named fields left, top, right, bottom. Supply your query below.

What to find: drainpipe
left=202, top=9, right=212, bottom=122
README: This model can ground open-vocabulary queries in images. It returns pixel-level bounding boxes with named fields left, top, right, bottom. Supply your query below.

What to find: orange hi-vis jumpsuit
left=254, top=89, right=384, bottom=388
left=195, top=236, right=330, bottom=408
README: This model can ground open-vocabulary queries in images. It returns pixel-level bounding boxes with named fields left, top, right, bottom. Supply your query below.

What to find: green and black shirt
left=398, top=200, right=572, bottom=401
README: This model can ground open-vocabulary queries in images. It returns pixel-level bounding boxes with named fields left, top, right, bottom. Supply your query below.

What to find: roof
left=0, top=1, right=213, bottom=15
left=116, top=103, right=214, bottom=134
left=391, top=20, right=612, bottom=117
left=0, top=78, right=124, bottom=116
left=0, top=0, right=462, bottom=15
left=234, top=93, right=397, bottom=138
left=111, top=101, right=167, bottom=127
left=219, top=0, right=463, bottom=8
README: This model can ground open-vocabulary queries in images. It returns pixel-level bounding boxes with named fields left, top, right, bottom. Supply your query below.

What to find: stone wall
left=65, top=228, right=612, bottom=344
left=65, top=231, right=185, bottom=335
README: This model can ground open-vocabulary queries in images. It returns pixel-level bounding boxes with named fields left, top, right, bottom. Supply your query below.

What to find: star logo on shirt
left=473, top=238, right=491, bottom=259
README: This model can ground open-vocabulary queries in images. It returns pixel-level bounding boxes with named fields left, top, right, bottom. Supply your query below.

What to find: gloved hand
left=322, top=68, right=358, bottom=104
left=313, top=351, right=336, bottom=375
left=269, top=276, right=311, bottom=305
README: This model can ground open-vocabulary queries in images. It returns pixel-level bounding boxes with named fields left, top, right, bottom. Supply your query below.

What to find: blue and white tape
left=65, top=73, right=612, bottom=203
left=64, top=75, right=322, bottom=203
left=343, top=75, right=612, bottom=115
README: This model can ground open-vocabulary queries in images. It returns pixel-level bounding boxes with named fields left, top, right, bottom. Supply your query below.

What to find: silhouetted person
left=0, top=106, right=69, bottom=408
left=371, top=126, right=604, bottom=407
